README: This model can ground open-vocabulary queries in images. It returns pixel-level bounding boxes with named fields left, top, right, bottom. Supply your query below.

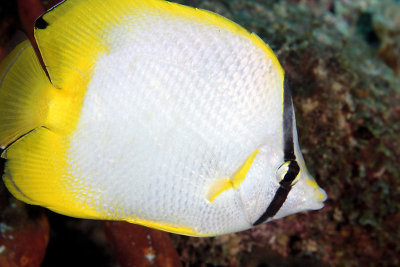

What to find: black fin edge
left=35, top=16, right=49, bottom=30
left=34, top=0, right=67, bottom=30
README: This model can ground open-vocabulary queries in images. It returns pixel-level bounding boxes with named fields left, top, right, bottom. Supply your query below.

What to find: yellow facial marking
left=306, top=179, right=326, bottom=201
left=207, top=149, right=260, bottom=202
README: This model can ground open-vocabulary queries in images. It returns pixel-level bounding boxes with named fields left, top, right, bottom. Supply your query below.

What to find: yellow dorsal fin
left=33, top=0, right=115, bottom=88
left=34, top=0, right=283, bottom=89
left=206, top=149, right=260, bottom=202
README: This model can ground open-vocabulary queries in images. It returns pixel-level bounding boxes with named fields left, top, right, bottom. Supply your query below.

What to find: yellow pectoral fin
left=206, top=178, right=233, bottom=202
left=206, top=149, right=260, bottom=202
left=231, top=149, right=260, bottom=188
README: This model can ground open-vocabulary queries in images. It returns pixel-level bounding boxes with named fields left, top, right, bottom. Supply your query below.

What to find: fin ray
left=0, top=40, right=53, bottom=148
left=2, top=127, right=102, bottom=219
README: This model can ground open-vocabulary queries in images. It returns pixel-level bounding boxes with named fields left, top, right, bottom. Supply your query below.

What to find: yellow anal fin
left=2, top=127, right=101, bottom=219
left=124, top=217, right=204, bottom=237
left=207, top=149, right=260, bottom=202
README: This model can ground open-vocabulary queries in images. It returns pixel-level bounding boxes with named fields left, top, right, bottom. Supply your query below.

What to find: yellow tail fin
left=0, top=40, right=53, bottom=148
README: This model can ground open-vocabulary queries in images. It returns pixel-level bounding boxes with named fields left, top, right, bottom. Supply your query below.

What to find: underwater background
left=0, top=0, right=399, bottom=266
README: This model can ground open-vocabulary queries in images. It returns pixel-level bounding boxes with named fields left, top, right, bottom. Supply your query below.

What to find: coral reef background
left=0, top=0, right=399, bottom=266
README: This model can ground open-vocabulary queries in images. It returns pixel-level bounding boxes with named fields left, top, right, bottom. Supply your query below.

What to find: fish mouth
left=305, top=178, right=328, bottom=203
left=318, top=187, right=328, bottom=202
left=298, top=181, right=328, bottom=211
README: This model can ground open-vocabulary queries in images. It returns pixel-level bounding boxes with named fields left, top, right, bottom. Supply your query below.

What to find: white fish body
left=0, top=0, right=326, bottom=236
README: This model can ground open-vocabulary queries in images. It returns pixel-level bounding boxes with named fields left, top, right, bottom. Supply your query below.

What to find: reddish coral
left=103, top=221, right=181, bottom=267
left=0, top=196, right=49, bottom=267
left=17, top=0, right=45, bottom=47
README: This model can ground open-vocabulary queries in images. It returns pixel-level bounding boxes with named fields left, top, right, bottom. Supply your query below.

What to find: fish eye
left=276, top=162, right=290, bottom=183
left=276, top=161, right=300, bottom=186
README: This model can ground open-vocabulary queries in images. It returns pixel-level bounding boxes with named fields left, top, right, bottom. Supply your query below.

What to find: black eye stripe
left=253, top=77, right=299, bottom=226
left=253, top=160, right=299, bottom=225
left=253, top=186, right=290, bottom=225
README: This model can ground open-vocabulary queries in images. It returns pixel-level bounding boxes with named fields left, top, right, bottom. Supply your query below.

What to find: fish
left=0, top=0, right=327, bottom=236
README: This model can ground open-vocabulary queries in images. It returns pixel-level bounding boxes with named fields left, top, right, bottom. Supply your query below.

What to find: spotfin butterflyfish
left=0, top=0, right=327, bottom=236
